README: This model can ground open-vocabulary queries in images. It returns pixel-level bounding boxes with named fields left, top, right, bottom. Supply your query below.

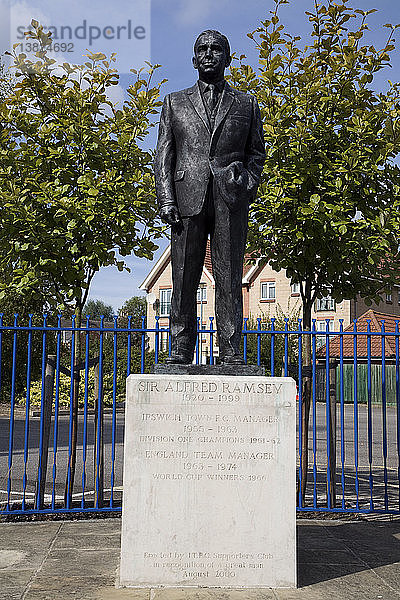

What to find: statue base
left=152, top=364, right=265, bottom=376
left=120, top=373, right=297, bottom=588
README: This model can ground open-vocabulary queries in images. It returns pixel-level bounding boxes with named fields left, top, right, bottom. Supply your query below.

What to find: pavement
left=1, top=516, right=400, bottom=600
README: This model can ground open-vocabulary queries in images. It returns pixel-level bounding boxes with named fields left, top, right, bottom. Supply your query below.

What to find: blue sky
left=5, top=0, right=400, bottom=312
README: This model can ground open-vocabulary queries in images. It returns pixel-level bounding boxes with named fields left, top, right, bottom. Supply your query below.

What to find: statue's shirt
left=198, top=79, right=225, bottom=129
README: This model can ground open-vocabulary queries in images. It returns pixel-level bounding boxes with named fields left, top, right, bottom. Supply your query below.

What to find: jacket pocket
left=230, top=114, right=248, bottom=121
left=174, top=170, right=185, bottom=181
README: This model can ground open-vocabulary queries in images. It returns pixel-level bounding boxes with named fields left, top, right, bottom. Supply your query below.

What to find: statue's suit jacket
left=154, top=81, right=265, bottom=216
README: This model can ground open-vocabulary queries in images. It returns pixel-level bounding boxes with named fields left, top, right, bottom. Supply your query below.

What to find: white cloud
left=7, top=2, right=126, bottom=108
left=175, top=0, right=229, bottom=27
left=8, top=0, right=150, bottom=73
left=10, top=0, right=49, bottom=35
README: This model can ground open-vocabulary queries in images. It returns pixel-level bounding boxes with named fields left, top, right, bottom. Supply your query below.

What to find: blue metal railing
left=0, top=314, right=400, bottom=517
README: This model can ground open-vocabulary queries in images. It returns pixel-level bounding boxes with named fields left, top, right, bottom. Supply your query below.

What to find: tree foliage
left=118, top=295, right=146, bottom=326
left=0, top=20, right=166, bottom=319
left=242, top=303, right=300, bottom=374
left=83, top=298, right=114, bottom=320
left=17, top=348, right=161, bottom=409
left=229, top=0, right=400, bottom=327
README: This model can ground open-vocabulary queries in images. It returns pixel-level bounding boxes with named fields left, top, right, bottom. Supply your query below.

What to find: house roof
left=204, top=245, right=212, bottom=273
left=318, top=309, right=400, bottom=359
left=242, top=258, right=261, bottom=283
left=139, top=241, right=260, bottom=291
left=139, top=245, right=171, bottom=292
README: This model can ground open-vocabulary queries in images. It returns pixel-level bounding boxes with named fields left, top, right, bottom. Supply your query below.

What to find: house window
left=200, top=322, right=207, bottom=341
left=160, top=331, right=169, bottom=352
left=261, top=281, right=276, bottom=300
left=291, top=283, right=300, bottom=295
left=197, top=286, right=207, bottom=302
left=386, top=292, right=392, bottom=303
left=316, top=296, right=335, bottom=311
left=316, top=320, right=333, bottom=333
left=159, top=288, right=172, bottom=317
left=316, top=319, right=334, bottom=348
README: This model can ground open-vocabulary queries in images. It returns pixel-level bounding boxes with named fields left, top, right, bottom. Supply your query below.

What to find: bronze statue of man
left=154, top=30, right=265, bottom=365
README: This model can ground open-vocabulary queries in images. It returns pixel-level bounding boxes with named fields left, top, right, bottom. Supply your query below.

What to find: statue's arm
left=154, top=94, right=177, bottom=209
left=244, top=97, right=266, bottom=196
left=154, top=94, right=181, bottom=226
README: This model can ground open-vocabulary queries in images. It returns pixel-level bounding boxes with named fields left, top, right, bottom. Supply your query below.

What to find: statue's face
left=193, top=33, right=231, bottom=82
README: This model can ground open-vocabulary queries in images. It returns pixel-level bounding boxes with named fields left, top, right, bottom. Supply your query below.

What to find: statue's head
left=193, top=30, right=232, bottom=82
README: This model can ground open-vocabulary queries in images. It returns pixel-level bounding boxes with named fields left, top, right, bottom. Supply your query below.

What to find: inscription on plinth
left=120, top=375, right=296, bottom=589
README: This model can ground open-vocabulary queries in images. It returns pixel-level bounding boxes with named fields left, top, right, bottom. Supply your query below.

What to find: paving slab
left=297, top=548, right=365, bottom=565
left=25, top=576, right=115, bottom=600
left=0, top=517, right=400, bottom=599
left=38, top=547, right=120, bottom=579
left=60, top=519, right=120, bottom=534
left=369, top=562, right=400, bottom=590
left=0, top=521, right=61, bottom=549
left=0, top=522, right=61, bottom=571
left=52, top=530, right=121, bottom=550
left=294, top=562, right=398, bottom=598
left=0, top=570, right=33, bottom=600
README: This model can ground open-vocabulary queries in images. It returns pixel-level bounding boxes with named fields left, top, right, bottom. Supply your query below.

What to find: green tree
left=0, top=21, right=166, bottom=503
left=119, top=295, right=146, bottom=326
left=0, top=21, right=165, bottom=318
left=83, top=299, right=114, bottom=320
left=230, top=0, right=400, bottom=501
left=0, top=53, right=58, bottom=318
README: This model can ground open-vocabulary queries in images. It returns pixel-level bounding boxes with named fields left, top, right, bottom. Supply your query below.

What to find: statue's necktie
left=206, top=83, right=217, bottom=114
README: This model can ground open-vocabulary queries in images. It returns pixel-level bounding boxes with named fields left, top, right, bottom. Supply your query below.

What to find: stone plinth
left=120, top=374, right=296, bottom=589
left=152, top=364, right=265, bottom=376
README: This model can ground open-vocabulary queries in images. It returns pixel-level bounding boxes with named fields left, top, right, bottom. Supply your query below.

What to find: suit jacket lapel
left=212, top=83, right=235, bottom=136
left=186, top=83, right=210, bottom=134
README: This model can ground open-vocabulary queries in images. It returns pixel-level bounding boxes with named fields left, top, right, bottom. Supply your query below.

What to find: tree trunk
left=298, top=296, right=312, bottom=507
left=64, top=304, right=82, bottom=507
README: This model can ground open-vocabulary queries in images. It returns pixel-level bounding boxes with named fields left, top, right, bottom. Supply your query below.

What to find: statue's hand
left=160, top=204, right=182, bottom=226
left=227, top=161, right=249, bottom=188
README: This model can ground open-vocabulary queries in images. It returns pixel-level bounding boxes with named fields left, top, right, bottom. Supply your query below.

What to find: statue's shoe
left=164, top=353, right=192, bottom=365
left=220, top=353, right=245, bottom=365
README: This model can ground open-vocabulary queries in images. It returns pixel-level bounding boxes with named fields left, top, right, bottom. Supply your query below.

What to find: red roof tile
left=204, top=240, right=213, bottom=273
left=318, top=309, right=400, bottom=359
left=242, top=259, right=254, bottom=278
